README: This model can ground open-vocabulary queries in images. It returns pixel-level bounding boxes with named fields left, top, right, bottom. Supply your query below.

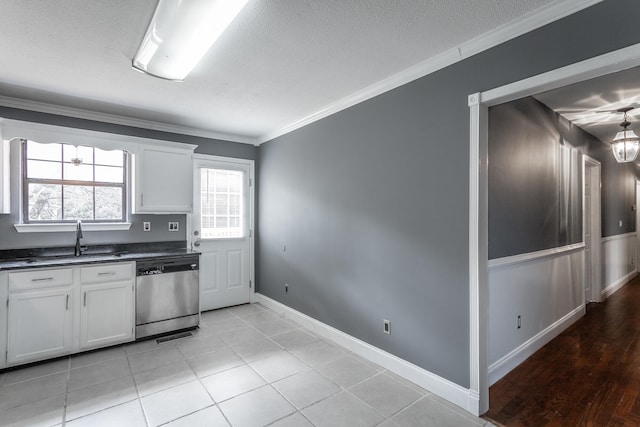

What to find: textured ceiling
left=0, top=0, right=563, bottom=143
left=534, top=66, right=640, bottom=145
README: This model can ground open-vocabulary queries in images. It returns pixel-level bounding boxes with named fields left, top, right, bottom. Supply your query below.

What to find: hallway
left=484, top=277, right=640, bottom=426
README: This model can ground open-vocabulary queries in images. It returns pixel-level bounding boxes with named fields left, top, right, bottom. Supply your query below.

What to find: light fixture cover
left=610, top=128, right=640, bottom=163
left=133, top=0, right=248, bottom=81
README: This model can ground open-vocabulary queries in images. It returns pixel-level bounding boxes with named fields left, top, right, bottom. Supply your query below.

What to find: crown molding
left=0, top=95, right=258, bottom=146
left=257, top=0, right=603, bottom=145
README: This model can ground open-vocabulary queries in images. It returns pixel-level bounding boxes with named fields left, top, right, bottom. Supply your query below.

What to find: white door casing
left=190, top=155, right=255, bottom=311
left=469, top=43, right=640, bottom=415
left=583, top=156, right=601, bottom=304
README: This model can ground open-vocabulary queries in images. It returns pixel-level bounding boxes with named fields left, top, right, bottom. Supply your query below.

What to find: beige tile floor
left=0, top=303, right=494, bottom=427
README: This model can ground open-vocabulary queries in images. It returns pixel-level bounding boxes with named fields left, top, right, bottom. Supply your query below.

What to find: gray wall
left=0, top=106, right=256, bottom=249
left=591, top=146, right=639, bottom=238
left=489, top=97, right=583, bottom=259
left=489, top=96, right=640, bottom=260
left=0, top=213, right=186, bottom=250
left=257, top=0, right=640, bottom=389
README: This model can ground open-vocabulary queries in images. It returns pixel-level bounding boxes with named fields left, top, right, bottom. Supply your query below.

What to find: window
left=200, top=168, right=243, bottom=238
left=22, top=139, right=127, bottom=223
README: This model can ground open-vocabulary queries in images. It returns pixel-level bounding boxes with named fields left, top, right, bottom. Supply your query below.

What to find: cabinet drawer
left=81, top=262, right=133, bottom=284
left=9, top=268, right=73, bottom=291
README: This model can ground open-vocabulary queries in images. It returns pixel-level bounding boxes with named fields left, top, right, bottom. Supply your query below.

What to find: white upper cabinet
left=134, top=144, right=195, bottom=213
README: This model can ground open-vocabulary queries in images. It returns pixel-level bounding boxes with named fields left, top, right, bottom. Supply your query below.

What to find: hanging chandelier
left=610, top=107, right=640, bottom=163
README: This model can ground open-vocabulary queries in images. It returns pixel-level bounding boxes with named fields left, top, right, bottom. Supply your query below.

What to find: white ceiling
left=0, top=0, right=579, bottom=144
left=534, top=66, right=640, bottom=145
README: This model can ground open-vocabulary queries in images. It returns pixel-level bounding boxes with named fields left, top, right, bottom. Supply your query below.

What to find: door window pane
left=200, top=168, right=243, bottom=238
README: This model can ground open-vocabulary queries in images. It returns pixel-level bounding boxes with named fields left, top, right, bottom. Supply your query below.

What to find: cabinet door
left=80, top=281, right=134, bottom=350
left=7, top=287, right=72, bottom=365
left=135, top=146, right=193, bottom=213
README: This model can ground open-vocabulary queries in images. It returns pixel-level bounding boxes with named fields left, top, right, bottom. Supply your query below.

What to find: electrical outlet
left=383, top=319, right=391, bottom=334
left=284, top=283, right=289, bottom=293
left=168, top=222, right=179, bottom=231
left=517, top=315, right=521, bottom=329
left=143, top=221, right=151, bottom=232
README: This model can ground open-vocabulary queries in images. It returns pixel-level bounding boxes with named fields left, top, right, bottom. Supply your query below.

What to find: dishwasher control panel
left=136, top=256, right=199, bottom=277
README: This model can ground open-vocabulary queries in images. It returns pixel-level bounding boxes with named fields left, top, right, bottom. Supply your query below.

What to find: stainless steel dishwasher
left=135, top=255, right=199, bottom=339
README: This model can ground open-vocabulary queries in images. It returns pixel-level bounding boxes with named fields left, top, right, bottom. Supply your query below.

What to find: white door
left=583, top=156, right=601, bottom=304
left=191, top=156, right=253, bottom=311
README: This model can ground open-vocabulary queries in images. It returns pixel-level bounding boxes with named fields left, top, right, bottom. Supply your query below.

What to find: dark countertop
left=0, top=241, right=200, bottom=271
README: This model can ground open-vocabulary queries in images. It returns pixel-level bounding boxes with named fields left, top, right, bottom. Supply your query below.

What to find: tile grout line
left=60, top=356, right=71, bottom=427
left=126, top=341, right=151, bottom=427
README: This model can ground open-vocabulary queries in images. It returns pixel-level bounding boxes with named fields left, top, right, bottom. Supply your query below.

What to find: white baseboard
left=601, top=270, right=637, bottom=300
left=255, top=293, right=479, bottom=415
left=488, top=304, right=584, bottom=386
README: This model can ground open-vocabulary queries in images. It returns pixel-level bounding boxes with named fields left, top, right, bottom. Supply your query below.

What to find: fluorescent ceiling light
left=133, top=0, right=248, bottom=81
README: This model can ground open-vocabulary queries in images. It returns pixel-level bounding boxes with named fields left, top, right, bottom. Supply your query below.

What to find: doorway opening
left=468, top=43, right=640, bottom=415
left=584, top=156, right=602, bottom=305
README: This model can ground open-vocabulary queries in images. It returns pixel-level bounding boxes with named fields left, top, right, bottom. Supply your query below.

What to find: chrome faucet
left=74, top=220, right=83, bottom=257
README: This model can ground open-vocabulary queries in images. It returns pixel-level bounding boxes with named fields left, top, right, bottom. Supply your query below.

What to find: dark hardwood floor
left=483, top=277, right=640, bottom=426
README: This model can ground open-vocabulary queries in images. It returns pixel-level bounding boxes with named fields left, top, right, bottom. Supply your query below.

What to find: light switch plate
left=168, top=222, right=179, bottom=231
left=143, top=221, right=151, bottom=232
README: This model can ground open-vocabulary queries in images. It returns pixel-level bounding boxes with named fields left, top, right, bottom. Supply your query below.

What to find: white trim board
left=488, top=305, right=585, bottom=386
left=601, top=270, right=637, bottom=300
left=488, top=243, right=585, bottom=269
left=469, top=42, right=640, bottom=415
left=601, top=232, right=637, bottom=243
left=255, top=293, right=476, bottom=414
left=0, top=1, right=600, bottom=147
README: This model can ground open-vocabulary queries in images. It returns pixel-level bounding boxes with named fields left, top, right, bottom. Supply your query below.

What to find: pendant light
left=610, top=107, right=640, bottom=163
left=132, top=0, right=248, bottom=81
left=70, top=146, right=83, bottom=166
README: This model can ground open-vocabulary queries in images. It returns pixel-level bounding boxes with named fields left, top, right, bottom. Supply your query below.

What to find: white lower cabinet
left=7, top=286, right=73, bottom=365
left=5, top=262, right=135, bottom=366
left=81, top=281, right=134, bottom=350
